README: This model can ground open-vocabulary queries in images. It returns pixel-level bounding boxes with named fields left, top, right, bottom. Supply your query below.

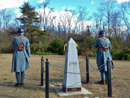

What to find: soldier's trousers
left=100, top=71, right=107, bottom=81
left=15, top=71, right=25, bottom=83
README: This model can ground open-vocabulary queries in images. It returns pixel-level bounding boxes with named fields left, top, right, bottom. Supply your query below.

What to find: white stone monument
left=63, top=38, right=82, bottom=92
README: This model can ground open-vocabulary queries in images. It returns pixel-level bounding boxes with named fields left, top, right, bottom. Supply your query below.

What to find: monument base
left=63, top=86, right=81, bottom=92
left=54, top=87, right=93, bottom=97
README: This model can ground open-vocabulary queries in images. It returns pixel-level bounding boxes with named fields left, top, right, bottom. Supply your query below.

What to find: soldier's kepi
left=11, top=28, right=30, bottom=87
left=94, top=30, right=114, bottom=84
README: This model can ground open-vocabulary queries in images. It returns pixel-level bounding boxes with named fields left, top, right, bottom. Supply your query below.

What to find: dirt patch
left=0, top=54, right=130, bottom=98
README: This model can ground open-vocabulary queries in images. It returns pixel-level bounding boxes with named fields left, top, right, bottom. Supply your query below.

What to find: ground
left=0, top=54, right=130, bottom=98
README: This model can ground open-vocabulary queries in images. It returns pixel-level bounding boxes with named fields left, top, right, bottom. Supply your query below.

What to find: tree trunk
left=30, top=34, right=33, bottom=44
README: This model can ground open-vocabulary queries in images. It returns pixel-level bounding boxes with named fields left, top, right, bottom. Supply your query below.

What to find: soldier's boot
left=105, top=80, right=108, bottom=84
left=20, top=83, right=25, bottom=87
left=97, top=80, right=106, bottom=85
left=15, top=83, right=21, bottom=87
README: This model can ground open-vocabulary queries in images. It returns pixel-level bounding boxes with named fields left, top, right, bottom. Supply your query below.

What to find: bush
left=47, top=37, right=64, bottom=55
left=1, top=43, right=14, bottom=53
left=73, top=35, right=96, bottom=56
left=0, top=48, right=1, bottom=56
left=36, top=51, right=57, bottom=55
left=113, top=48, right=130, bottom=60
left=30, top=43, right=47, bottom=54
left=109, top=37, right=123, bottom=56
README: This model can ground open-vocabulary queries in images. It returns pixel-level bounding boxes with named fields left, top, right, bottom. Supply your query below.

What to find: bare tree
left=58, top=10, right=69, bottom=34
left=120, top=1, right=130, bottom=43
left=0, top=8, right=12, bottom=42
left=38, top=0, right=54, bottom=31
left=58, top=23, right=61, bottom=34
left=91, top=12, right=101, bottom=36
left=111, top=11, right=124, bottom=38
left=76, top=5, right=91, bottom=34
left=9, top=8, right=21, bottom=28
left=98, top=0, right=116, bottom=37
left=73, top=22, right=78, bottom=33
left=0, top=19, right=2, bottom=28
left=77, top=5, right=89, bottom=21
left=0, top=9, right=12, bottom=31
left=93, top=12, right=100, bottom=30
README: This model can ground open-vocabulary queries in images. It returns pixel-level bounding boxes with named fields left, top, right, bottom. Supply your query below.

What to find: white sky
left=39, top=0, right=46, bottom=3
left=91, top=1, right=94, bottom=5
left=15, top=9, right=20, bottom=14
left=117, top=0, right=130, bottom=3
left=0, top=0, right=28, bottom=9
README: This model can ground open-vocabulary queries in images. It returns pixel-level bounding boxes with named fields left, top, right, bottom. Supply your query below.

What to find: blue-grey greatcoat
left=11, top=36, right=30, bottom=72
left=94, top=37, right=114, bottom=72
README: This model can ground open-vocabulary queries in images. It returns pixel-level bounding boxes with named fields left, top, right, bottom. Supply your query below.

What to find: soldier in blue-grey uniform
left=94, top=30, right=114, bottom=84
left=11, top=28, right=30, bottom=87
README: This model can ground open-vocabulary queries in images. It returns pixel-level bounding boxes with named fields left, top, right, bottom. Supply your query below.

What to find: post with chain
left=41, top=56, right=44, bottom=86
left=45, top=58, right=49, bottom=98
left=86, top=56, right=89, bottom=83
left=107, top=58, right=112, bottom=97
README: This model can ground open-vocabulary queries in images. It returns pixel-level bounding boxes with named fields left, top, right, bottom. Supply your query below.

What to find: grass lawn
left=0, top=54, right=130, bottom=98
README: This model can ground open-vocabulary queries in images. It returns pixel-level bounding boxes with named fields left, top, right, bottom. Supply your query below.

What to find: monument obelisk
left=63, top=38, right=82, bottom=92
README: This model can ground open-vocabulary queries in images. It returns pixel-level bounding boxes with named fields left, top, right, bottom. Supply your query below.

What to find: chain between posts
left=44, top=57, right=112, bottom=98
left=50, top=59, right=86, bottom=68
left=49, top=63, right=106, bottom=74
left=79, top=59, right=86, bottom=65
left=44, top=55, right=106, bottom=74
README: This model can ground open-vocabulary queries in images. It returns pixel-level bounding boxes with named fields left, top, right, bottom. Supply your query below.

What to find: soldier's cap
left=99, top=30, right=105, bottom=35
left=17, top=28, right=24, bottom=34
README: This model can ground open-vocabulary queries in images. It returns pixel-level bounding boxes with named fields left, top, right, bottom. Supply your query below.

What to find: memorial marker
left=63, top=38, right=82, bottom=92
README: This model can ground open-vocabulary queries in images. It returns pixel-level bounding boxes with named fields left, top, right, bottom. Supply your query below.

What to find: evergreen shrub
left=113, top=48, right=130, bottom=60
left=30, top=43, right=47, bottom=54
left=47, top=37, right=64, bottom=55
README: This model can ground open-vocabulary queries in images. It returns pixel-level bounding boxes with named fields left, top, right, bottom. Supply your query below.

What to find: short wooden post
left=107, top=58, right=112, bottom=97
left=45, top=58, right=49, bottom=98
left=86, top=56, right=89, bottom=83
left=41, top=56, right=44, bottom=86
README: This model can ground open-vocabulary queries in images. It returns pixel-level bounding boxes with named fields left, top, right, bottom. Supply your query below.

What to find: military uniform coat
left=94, top=37, right=114, bottom=72
left=11, top=36, right=30, bottom=72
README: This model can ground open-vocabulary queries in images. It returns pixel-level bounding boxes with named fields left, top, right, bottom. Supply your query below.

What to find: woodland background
left=0, top=0, right=130, bottom=60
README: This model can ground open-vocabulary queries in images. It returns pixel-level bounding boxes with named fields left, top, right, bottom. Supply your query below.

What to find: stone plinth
left=54, top=87, right=93, bottom=97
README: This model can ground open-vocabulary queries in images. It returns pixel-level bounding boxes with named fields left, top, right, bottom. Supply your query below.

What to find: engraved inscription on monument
left=69, top=62, right=77, bottom=66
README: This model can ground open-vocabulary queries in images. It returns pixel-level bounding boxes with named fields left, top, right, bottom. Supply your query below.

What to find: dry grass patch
left=0, top=54, right=130, bottom=98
